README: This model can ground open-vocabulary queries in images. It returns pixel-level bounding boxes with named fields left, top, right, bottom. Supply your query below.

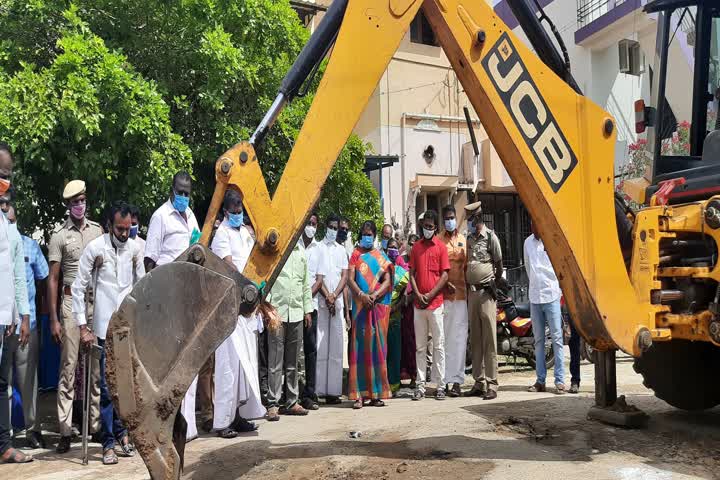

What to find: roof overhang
left=410, top=173, right=458, bottom=192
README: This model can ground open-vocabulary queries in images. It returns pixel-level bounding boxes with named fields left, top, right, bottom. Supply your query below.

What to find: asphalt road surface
left=7, top=351, right=720, bottom=480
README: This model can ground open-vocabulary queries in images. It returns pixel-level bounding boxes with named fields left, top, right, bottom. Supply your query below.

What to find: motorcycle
left=465, top=283, right=554, bottom=371
left=496, top=286, right=555, bottom=369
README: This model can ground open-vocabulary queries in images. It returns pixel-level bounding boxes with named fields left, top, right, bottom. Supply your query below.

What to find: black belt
left=468, top=284, right=491, bottom=292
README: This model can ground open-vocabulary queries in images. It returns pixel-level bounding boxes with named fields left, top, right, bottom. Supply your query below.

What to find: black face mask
left=336, top=230, right=348, bottom=244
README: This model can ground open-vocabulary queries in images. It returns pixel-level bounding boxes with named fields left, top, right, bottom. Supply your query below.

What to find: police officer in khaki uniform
left=47, top=180, right=103, bottom=454
left=463, top=201, right=503, bottom=400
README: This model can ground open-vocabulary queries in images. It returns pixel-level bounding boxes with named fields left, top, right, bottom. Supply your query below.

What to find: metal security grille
left=475, top=193, right=531, bottom=302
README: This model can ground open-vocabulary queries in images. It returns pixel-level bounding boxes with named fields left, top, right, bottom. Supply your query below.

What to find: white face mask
left=422, top=228, right=435, bottom=240
left=326, top=228, right=337, bottom=242
left=111, top=233, right=128, bottom=249
left=304, top=225, right=317, bottom=239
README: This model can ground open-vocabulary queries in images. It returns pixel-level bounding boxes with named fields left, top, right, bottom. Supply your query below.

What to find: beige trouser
left=468, top=289, right=498, bottom=392
left=57, top=293, right=100, bottom=437
left=197, top=354, right=215, bottom=424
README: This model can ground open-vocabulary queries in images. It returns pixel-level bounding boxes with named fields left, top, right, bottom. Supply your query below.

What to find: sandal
left=352, top=399, right=363, bottom=410
left=0, top=448, right=33, bottom=464
left=369, top=399, right=385, bottom=407
left=103, top=448, right=119, bottom=465
left=118, top=436, right=135, bottom=457
left=217, top=428, right=238, bottom=439
left=527, top=382, right=546, bottom=393
left=231, top=417, right=258, bottom=433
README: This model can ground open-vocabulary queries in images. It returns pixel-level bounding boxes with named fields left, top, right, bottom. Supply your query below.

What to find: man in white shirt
left=0, top=149, right=32, bottom=464
left=72, top=201, right=145, bottom=465
left=524, top=221, right=565, bottom=394
left=210, top=190, right=265, bottom=438
left=317, top=214, right=348, bottom=404
left=144, top=171, right=205, bottom=440
left=299, top=212, right=327, bottom=411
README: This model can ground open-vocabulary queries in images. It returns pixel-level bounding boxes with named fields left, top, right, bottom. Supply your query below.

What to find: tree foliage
left=0, top=3, right=192, bottom=238
left=0, top=0, right=382, bottom=239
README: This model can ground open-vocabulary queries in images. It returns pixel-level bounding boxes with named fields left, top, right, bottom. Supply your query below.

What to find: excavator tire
left=633, top=339, right=720, bottom=410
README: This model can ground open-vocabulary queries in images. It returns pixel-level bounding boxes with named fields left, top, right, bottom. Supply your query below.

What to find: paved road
left=7, top=352, right=720, bottom=479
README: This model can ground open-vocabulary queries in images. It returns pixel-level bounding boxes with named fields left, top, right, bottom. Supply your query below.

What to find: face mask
left=360, top=235, right=374, bottom=249
left=336, top=230, right=348, bottom=244
left=467, top=220, right=473, bottom=233
left=445, top=219, right=457, bottom=232
left=70, top=203, right=86, bottom=220
left=172, top=193, right=189, bottom=213
left=228, top=212, right=244, bottom=228
left=387, top=248, right=400, bottom=262
left=422, top=228, right=435, bottom=240
left=112, top=232, right=128, bottom=249
left=129, top=225, right=139, bottom=239
left=0, top=178, right=9, bottom=196
left=381, top=238, right=389, bottom=250
left=304, top=225, right=317, bottom=239
left=326, top=228, right=337, bottom=242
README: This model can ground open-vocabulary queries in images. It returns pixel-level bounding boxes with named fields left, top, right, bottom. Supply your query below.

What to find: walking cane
left=83, top=257, right=103, bottom=465
left=82, top=346, right=92, bottom=466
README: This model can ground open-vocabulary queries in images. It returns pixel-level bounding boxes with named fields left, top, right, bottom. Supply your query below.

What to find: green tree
left=317, top=135, right=383, bottom=236
left=0, top=4, right=192, bottom=238
left=0, top=0, right=382, bottom=238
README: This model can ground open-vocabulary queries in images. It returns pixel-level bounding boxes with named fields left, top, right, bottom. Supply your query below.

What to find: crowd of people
left=0, top=141, right=582, bottom=467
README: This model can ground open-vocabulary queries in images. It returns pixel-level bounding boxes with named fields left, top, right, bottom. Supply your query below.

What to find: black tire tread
left=633, top=340, right=720, bottom=411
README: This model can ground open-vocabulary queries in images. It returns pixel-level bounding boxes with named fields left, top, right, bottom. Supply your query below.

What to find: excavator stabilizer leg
left=106, top=244, right=260, bottom=480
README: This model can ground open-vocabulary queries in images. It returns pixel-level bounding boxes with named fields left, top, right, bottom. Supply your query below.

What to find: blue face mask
left=172, top=193, right=190, bottom=213
left=381, top=238, right=389, bottom=250
left=129, top=225, right=139, bottom=239
left=445, top=219, right=457, bottom=232
left=360, top=235, right=374, bottom=249
left=228, top=212, right=244, bottom=228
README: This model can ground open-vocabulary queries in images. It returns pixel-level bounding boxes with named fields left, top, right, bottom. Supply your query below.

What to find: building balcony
left=575, top=0, right=653, bottom=47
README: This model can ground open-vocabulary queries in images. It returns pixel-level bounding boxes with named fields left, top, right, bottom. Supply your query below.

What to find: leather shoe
left=56, top=436, right=71, bottom=454
left=27, top=431, right=46, bottom=449
left=463, top=386, right=486, bottom=397
left=482, top=390, right=498, bottom=400
left=300, top=398, right=319, bottom=411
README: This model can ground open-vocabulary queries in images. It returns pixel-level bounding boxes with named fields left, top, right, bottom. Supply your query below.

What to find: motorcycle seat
left=515, top=303, right=531, bottom=318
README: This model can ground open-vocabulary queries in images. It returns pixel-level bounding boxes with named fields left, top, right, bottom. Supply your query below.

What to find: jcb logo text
left=482, top=33, right=577, bottom=192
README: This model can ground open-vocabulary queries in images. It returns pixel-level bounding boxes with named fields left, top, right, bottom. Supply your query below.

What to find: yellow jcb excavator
left=103, top=0, right=720, bottom=478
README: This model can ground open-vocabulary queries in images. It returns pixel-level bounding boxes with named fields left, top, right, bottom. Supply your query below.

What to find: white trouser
left=213, top=316, right=266, bottom=430
left=414, top=305, right=445, bottom=393
left=316, top=306, right=344, bottom=397
left=443, top=300, right=469, bottom=385
left=181, top=376, right=198, bottom=441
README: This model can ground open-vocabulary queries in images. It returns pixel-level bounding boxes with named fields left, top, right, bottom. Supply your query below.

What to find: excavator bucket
left=105, top=244, right=260, bottom=480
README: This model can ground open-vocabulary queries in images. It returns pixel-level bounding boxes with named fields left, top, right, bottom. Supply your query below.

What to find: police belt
left=468, top=283, right=492, bottom=293
left=468, top=280, right=498, bottom=300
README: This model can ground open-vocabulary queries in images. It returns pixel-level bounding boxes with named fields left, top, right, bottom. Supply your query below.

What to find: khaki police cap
left=464, top=201, right=482, bottom=215
left=63, top=180, right=86, bottom=200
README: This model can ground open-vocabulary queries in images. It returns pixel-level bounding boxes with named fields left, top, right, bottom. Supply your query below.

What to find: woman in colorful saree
left=347, top=220, right=394, bottom=409
left=386, top=237, right=409, bottom=394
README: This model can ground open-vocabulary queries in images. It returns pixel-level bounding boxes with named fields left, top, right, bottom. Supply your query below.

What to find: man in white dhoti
left=210, top=190, right=266, bottom=438
left=317, top=214, right=348, bottom=404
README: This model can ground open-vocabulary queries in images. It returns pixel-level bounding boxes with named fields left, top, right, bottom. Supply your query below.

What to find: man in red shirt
left=409, top=210, right=450, bottom=401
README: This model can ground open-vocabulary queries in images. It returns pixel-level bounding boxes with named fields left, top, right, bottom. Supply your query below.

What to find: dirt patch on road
left=241, top=457, right=494, bottom=480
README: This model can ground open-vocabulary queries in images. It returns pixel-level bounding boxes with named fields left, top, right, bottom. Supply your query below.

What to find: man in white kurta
left=316, top=214, right=348, bottom=403
left=144, top=172, right=201, bottom=440
left=210, top=190, right=265, bottom=437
